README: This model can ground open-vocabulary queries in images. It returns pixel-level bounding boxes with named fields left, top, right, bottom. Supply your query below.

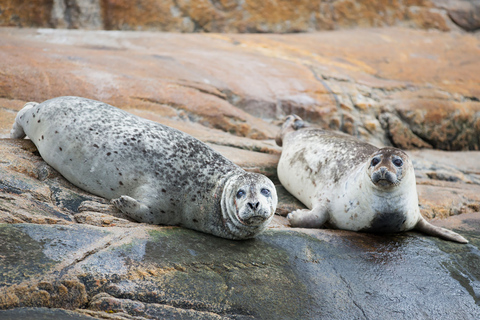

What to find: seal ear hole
left=393, top=158, right=403, bottom=167
left=261, top=188, right=271, bottom=197
left=371, top=157, right=380, bottom=167
left=236, top=189, right=246, bottom=199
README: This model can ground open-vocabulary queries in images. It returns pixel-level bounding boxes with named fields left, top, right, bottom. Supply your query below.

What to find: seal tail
left=275, top=114, right=306, bottom=147
left=415, top=217, right=468, bottom=244
left=10, top=102, right=39, bottom=139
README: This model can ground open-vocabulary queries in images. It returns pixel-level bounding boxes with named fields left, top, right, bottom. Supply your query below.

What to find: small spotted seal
left=276, top=115, right=467, bottom=243
left=11, top=96, right=277, bottom=239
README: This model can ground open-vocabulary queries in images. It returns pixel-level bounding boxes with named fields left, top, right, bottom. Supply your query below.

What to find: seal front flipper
left=287, top=205, right=329, bottom=228
left=414, top=217, right=468, bottom=244
left=111, top=195, right=156, bottom=224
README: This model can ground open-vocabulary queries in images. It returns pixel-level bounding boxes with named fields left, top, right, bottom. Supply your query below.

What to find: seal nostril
left=248, top=202, right=260, bottom=210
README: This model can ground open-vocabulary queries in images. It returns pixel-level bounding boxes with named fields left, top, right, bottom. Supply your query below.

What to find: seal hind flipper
left=275, top=114, right=306, bottom=147
left=10, top=96, right=277, bottom=239
left=10, top=102, right=39, bottom=139
left=415, top=218, right=468, bottom=244
left=287, top=205, right=329, bottom=228
left=276, top=114, right=468, bottom=243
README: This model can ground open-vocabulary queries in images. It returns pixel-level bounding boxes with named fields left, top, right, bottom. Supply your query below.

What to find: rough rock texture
left=1, top=0, right=479, bottom=32
left=1, top=26, right=480, bottom=319
left=1, top=28, right=480, bottom=151
left=1, top=144, right=480, bottom=318
left=1, top=137, right=480, bottom=319
left=1, top=221, right=480, bottom=319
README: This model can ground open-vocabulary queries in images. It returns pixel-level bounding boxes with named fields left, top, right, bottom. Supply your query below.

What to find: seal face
left=276, top=115, right=468, bottom=243
left=221, top=172, right=278, bottom=239
left=367, top=148, right=407, bottom=188
left=10, top=96, right=278, bottom=240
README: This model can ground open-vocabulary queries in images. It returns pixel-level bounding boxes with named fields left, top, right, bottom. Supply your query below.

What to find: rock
left=379, top=112, right=433, bottom=150
left=1, top=25, right=480, bottom=318
left=1, top=139, right=480, bottom=319
left=408, top=149, right=480, bottom=219
left=1, top=0, right=476, bottom=32
left=1, top=28, right=480, bottom=150
left=1, top=219, right=480, bottom=318
left=1, top=112, right=480, bottom=320
left=0, top=308, right=101, bottom=320
left=51, top=0, right=103, bottom=30
left=0, top=0, right=52, bottom=28
left=438, top=0, right=480, bottom=31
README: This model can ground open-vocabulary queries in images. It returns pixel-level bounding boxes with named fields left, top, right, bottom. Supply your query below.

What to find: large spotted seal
left=11, top=96, right=277, bottom=239
left=276, top=115, right=467, bottom=243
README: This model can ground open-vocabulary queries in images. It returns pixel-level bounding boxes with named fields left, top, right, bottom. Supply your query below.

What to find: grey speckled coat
left=11, top=96, right=277, bottom=239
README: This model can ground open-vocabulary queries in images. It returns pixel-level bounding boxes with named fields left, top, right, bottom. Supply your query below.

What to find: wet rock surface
left=1, top=25, right=480, bottom=319
left=0, top=218, right=480, bottom=319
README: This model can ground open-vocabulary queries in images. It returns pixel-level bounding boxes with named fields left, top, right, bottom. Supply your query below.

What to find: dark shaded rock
left=1, top=137, right=479, bottom=318
left=1, top=222, right=480, bottom=319
left=445, top=0, right=480, bottom=31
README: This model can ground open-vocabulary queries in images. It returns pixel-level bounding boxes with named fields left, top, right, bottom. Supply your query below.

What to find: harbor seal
left=10, top=96, right=277, bottom=240
left=276, top=115, right=468, bottom=243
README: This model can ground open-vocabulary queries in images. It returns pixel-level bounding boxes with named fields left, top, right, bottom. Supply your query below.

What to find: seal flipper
left=414, top=217, right=468, bottom=244
left=287, top=205, right=329, bottom=228
left=10, top=102, right=39, bottom=139
left=111, top=195, right=156, bottom=224
left=275, top=114, right=306, bottom=147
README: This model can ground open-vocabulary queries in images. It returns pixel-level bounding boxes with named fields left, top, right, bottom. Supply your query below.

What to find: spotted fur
left=276, top=115, right=467, bottom=243
left=11, top=96, right=277, bottom=239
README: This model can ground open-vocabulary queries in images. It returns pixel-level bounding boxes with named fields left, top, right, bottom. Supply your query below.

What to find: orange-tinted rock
left=1, top=0, right=477, bottom=32
left=405, top=6, right=452, bottom=31
left=0, top=0, right=53, bottom=28
left=1, top=27, right=480, bottom=150
left=101, top=0, right=194, bottom=32
left=392, top=99, right=480, bottom=150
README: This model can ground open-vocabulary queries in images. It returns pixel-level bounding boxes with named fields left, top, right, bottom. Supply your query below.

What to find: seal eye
left=261, top=188, right=270, bottom=197
left=371, top=157, right=380, bottom=167
left=236, top=189, right=246, bottom=199
left=393, top=158, right=403, bottom=167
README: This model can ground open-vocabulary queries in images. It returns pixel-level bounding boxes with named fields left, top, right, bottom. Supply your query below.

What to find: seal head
left=221, top=172, right=277, bottom=238
left=367, top=148, right=409, bottom=189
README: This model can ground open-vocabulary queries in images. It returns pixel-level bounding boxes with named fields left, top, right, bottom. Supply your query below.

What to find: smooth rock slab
left=1, top=221, right=480, bottom=319
left=1, top=27, right=480, bottom=150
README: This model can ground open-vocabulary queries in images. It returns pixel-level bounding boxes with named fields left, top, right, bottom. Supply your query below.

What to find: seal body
left=11, top=97, right=277, bottom=239
left=276, top=115, right=467, bottom=243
